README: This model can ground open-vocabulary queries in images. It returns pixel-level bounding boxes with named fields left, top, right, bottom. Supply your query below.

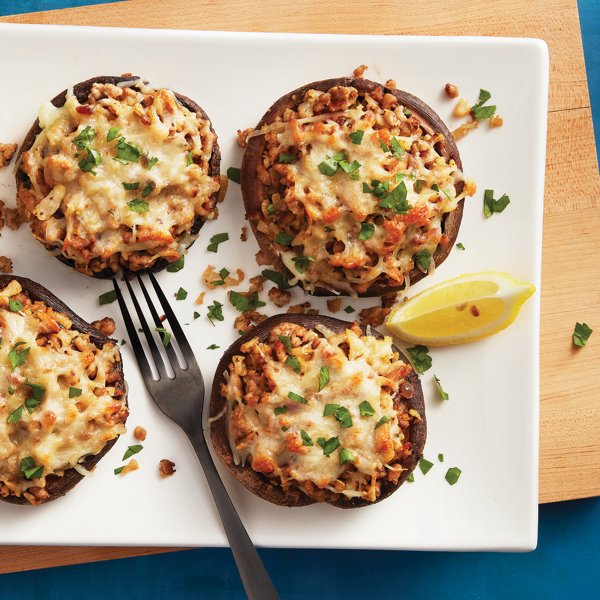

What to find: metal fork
left=112, top=272, right=280, bottom=600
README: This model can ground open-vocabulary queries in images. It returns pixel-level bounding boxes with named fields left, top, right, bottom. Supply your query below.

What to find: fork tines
left=112, top=272, right=193, bottom=380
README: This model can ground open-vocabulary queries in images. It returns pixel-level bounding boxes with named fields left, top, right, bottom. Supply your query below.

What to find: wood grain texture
left=0, top=0, right=598, bottom=573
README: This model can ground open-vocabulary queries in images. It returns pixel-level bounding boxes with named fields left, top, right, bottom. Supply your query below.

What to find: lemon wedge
left=385, top=272, right=535, bottom=346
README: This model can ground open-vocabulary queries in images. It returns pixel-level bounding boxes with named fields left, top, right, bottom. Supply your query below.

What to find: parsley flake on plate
left=229, top=291, right=266, bottom=313
left=123, top=445, right=143, bottom=460
left=406, top=345, right=432, bottom=374
left=226, top=167, right=241, bottom=183
left=483, top=189, right=510, bottom=218
left=207, top=232, right=229, bottom=253
left=434, top=375, right=449, bottom=401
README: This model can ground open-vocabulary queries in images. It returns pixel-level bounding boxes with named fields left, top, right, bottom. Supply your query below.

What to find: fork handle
left=187, top=429, right=280, bottom=600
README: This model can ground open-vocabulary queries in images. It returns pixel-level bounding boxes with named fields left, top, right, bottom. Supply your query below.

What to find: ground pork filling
left=256, top=83, right=471, bottom=295
left=0, top=280, right=127, bottom=505
left=17, top=81, right=220, bottom=275
left=219, top=321, right=419, bottom=504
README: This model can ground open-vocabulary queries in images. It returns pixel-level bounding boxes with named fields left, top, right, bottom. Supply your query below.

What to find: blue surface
left=0, top=1, right=599, bottom=598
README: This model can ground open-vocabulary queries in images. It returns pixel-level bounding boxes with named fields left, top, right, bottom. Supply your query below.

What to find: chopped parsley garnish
left=278, top=335, right=292, bottom=352
left=359, top=222, right=375, bottom=241
left=363, top=180, right=389, bottom=198
left=278, top=153, right=297, bottom=164
left=115, top=138, right=142, bottom=163
left=471, top=89, right=496, bottom=120
left=317, top=151, right=357, bottom=177
left=122, top=181, right=140, bottom=190
left=7, top=405, right=23, bottom=424
left=8, top=299, right=23, bottom=312
left=73, top=126, right=96, bottom=149
left=406, top=345, right=432, bottom=374
left=24, top=396, right=41, bottom=413
left=483, top=189, right=510, bottom=218
left=438, top=453, right=444, bottom=462
left=186, top=152, right=193, bottom=166
left=573, top=322, right=593, bottom=347
left=25, top=380, right=45, bottom=401
left=274, top=406, right=288, bottom=415
left=288, top=391, right=307, bottom=404
left=323, top=403, right=340, bottom=417
left=207, top=232, right=229, bottom=253
left=207, top=300, right=224, bottom=325
left=145, top=157, right=159, bottom=170
left=339, top=448, right=355, bottom=464
left=349, top=130, right=365, bottom=144
left=262, top=269, right=291, bottom=290
left=379, top=180, right=409, bottom=213
left=318, top=366, right=330, bottom=391
left=300, top=430, right=313, bottom=446
left=344, top=306, right=355, bottom=314
left=8, top=342, right=29, bottom=371
left=414, top=249, right=432, bottom=271
left=434, top=375, right=449, bottom=400
left=406, top=473, right=415, bottom=483
left=266, top=203, right=277, bottom=215
left=175, top=287, right=188, bottom=301
left=359, top=401, right=375, bottom=417
left=318, top=156, right=341, bottom=176
left=207, top=344, right=220, bottom=350
left=445, top=467, right=462, bottom=485
left=285, top=356, right=301, bottom=373
left=333, top=406, right=352, bottom=428
left=375, top=415, right=390, bottom=429
left=128, top=199, right=149, bottom=213
left=193, top=311, right=200, bottom=320
left=166, top=255, right=185, bottom=272
left=212, top=268, right=230, bottom=286
left=226, top=167, right=241, bottom=183
left=229, top=291, right=266, bottom=313
left=78, top=147, right=102, bottom=175
left=69, top=387, right=82, bottom=398
left=317, top=436, right=340, bottom=457
left=99, top=289, right=117, bottom=305
left=114, top=466, right=124, bottom=475
left=155, top=327, right=171, bottom=347
left=275, top=232, right=293, bottom=246
left=20, top=456, right=43, bottom=480
left=414, top=179, right=425, bottom=193
left=292, top=256, right=314, bottom=274
left=390, top=137, right=405, bottom=157
left=107, top=126, right=122, bottom=142
left=8, top=386, right=14, bottom=395
left=419, top=458, right=434, bottom=475
left=141, top=181, right=155, bottom=198
left=380, top=141, right=390, bottom=153
left=456, top=242, right=465, bottom=250
left=338, top=159, right=361, bottom=174
left=123, top=445, right=143, bottom=460
left=281, top=426, right=290, bottom=432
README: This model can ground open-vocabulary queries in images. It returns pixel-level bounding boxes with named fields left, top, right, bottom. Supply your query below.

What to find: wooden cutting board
left=0, top=0, right=598, bottom=574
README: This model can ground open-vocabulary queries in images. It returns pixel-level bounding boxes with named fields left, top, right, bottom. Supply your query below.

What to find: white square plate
left=0, top=24, right=548, bottom=551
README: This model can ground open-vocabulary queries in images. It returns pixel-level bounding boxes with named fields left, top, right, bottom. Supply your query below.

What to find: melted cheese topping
left=0, top=281, right=127, bottom=504
left=19, top=81, right=220, bottom=275
left=257, top=85, right=474, bottom=294
left=221, top=322, right=416, bottom=503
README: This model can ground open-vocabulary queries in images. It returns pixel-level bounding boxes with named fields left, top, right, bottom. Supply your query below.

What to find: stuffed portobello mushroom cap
left=0, top=275, right=127, bottom=505
left=209, top=314, right=426, bottom=509
left=16, top=76, right=221, bottom=278
left=242, top=76, right=467, bottom=297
